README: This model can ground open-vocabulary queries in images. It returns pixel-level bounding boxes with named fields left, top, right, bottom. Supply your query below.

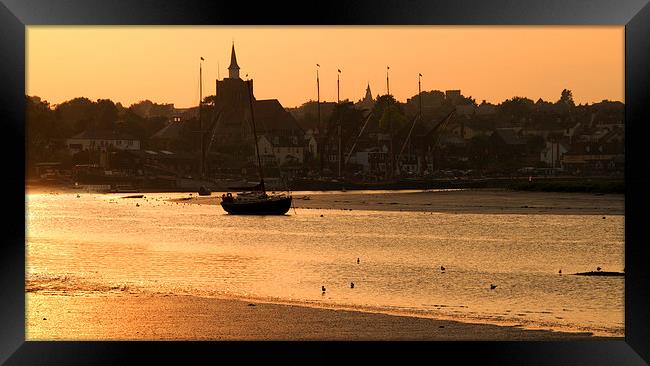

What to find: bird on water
left=441, top=266, right=446, bottom=271
left=490, top=284, right=497, bottom=290
left=351, top=282, right=355, bottom=289
left=597, top=267, right=602, bottom=271
left=357, top=258, right=360, bottom=264
left=322, top=286, right=326, bottom=293
left=558, top=269, right=562, bottom=274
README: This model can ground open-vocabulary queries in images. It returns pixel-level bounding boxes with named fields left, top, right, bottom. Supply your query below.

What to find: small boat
left=122, top=194, right=144, bottom=199
left=220, top=79, right=292, bottom=215
left=573, top=271, right=624, bottom=277
left=221, top=191, right=292, bottom=215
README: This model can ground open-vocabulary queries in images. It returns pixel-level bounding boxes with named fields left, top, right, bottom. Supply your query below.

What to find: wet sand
left=26, top=293, right=608, bottom=341
left=176, top=189, right=624, bottom=215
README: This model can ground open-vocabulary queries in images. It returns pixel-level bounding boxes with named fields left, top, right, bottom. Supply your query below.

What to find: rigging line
left=396, top=114, right=421, bottom=164
left=344, top=111, right=373, bottom=165
left=205, top=108, right=224, bottom=155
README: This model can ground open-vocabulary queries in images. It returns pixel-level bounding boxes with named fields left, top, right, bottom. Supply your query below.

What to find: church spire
left=228, top=43, right=240, bottom=79
left=364, top=82, right=373, bottom=101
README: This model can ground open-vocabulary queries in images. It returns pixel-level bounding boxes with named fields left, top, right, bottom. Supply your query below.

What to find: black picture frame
left=2, top=0, right=649, bottom=364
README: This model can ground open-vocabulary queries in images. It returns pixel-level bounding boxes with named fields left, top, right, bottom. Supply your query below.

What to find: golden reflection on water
left=26, top=191, right=624, bottom=337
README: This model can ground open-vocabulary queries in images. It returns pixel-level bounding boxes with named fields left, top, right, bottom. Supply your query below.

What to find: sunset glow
left=27, top=26, right=623, bottom=108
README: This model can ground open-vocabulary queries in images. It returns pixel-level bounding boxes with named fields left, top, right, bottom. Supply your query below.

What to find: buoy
left=357, top=258, right=360, bottom=264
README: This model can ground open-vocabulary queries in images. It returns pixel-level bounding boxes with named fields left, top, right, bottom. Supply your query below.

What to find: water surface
left=26, top=190, right=624, bottom=337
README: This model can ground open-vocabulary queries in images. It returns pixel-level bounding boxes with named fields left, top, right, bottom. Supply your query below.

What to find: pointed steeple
left=228, top=43, right=240, bottom=79
left=364, top=83, right=373, bottom=102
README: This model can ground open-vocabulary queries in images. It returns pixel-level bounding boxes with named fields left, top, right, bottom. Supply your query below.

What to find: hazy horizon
left=27, top=26, right=624, bottom=109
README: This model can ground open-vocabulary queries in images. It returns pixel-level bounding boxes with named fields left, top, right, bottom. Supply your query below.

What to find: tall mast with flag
left=317, top=64, right=322, bottom=175
left=418, top=73, right=422, bottom=118
left=386, top=66, right=390, bottom=95
left=337, top=68, right=342, bottom=178
left=199, top=56, right=205, bottom=178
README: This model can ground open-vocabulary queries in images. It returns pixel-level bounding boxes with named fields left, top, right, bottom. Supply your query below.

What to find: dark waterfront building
left=209, top=44, right=304, bottom=174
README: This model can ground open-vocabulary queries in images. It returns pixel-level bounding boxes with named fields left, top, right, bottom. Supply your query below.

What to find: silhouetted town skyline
left=28, top=43, right=624, bottom=192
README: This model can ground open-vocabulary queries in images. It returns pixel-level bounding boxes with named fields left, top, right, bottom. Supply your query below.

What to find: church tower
left=228, top=43, right=240, bottom=79
left=216, top=43, right=251, bottom=106
left=355, top=82, right=375, bottom=111
left=364, top=83, right=373, bottom=102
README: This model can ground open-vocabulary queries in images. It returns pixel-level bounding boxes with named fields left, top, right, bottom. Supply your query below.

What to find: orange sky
left=26, top=26, right=624, bottom=109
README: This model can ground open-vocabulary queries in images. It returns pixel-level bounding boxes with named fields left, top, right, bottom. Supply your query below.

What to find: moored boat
left=220, top=191, right=292, bottom=215
left=219, top=79, right=293, bottom=215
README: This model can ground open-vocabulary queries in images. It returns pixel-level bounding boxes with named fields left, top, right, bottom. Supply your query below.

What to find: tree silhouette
left=559, top=89, right=575, bottom=107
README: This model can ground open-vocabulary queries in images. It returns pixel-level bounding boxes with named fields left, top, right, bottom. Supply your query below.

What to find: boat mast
left=199, top=57, right=204, bottom=178
left=246, top=79, right=265, bottom=193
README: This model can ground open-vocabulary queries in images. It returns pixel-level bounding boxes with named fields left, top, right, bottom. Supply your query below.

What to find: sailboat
left=220, top=79, right=293, bottom=215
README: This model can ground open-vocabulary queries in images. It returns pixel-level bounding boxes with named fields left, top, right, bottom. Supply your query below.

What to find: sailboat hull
left=221, top=196, right=292, bottom=215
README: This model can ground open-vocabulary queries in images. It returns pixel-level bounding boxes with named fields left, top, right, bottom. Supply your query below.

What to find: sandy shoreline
left=26, top=185, right=624, bottom=216
left=27, top=292, right=612, bottom=341
left=171, top=189, right=624, bottom=215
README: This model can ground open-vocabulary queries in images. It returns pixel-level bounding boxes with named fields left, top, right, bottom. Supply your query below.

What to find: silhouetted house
left=476, top=100, right=497, bottom=115
left=66, top=130, right=140, bottom=154
left=449, top=120, right=493, bottom=140
left=406, top=90, right=446, bottom=116
left=489, top=128, right=527, bottom=159
left=561, top=141, right=624, bottom=174
left=350, top=147, right=388, bottom=176
left=120, top=149, right=196, bottom=177
left=445, top=90, right=462, bottom=105
left=455, top=104, right=476, bottom=117
left=540, top=140, right=570, bottom=168
left=149, top=119, right=185, bottom=150
left=561, top=124, right=623, bottom=174
left=258, top=135, right=305, bottom=166
left=304, top=134, right=318, bottom=161
left=438, top=133, right=468, bottom=163
left=254, top=100, right=303, bottom=137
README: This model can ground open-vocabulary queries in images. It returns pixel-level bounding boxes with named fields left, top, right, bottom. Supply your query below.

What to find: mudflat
left=26, top=293, right=608, bottom=341
left=178, top=189, right=624, bottom=215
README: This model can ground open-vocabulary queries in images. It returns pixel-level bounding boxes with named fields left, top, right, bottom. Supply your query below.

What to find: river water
left=25, top=190, right=624, bottom=337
